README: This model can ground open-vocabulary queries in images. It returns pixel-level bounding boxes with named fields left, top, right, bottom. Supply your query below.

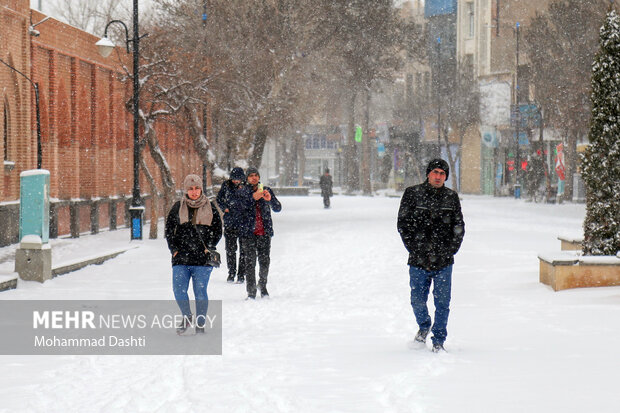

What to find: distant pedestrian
left=319, top=168, right=333, bottom=208
left=217, top=167, right=246, bottom=284
left=236, top=167, right=282, bottom=299
left=397, top=159, right=465, bottom=352
left=165, top=174, right=222, bottom=335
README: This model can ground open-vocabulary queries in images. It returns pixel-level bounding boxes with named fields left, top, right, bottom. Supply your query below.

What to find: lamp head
left=96, top=37, right=116, bottom=58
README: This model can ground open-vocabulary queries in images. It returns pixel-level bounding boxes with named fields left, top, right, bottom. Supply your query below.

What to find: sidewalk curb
left=0, top=274, right=18, bottom=292
left=51, top=246, right=139, bottom=277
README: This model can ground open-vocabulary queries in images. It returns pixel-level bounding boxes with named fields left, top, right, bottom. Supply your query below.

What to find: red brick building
left=0, top=0, right=205, bottom=246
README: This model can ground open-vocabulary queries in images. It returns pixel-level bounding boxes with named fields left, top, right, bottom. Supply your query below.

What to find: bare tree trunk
left=249, top=124, right=268, bottom=168
left=143, top=120, right=177, bottom=216
left=443, top=128, right=458, bottom=191
left=297, top=133, right=305, bottom=187
left=564, top=130, right=578, bottom=201
left=346, top=90, right=357, bottom=193
left=140, top=157, right=159, bottom=239
left=361, top=89, right=372, bottom=195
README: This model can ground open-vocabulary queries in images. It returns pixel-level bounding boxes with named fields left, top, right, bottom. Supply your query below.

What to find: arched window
left=3, top=101, right=9, bottom=161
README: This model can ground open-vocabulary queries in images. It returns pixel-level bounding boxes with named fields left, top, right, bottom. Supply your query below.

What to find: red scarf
left=254, top=201, right=265, bottom=235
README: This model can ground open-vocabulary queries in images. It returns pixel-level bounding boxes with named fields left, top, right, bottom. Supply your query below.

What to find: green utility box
left=19, top=169, right=50, bottom=243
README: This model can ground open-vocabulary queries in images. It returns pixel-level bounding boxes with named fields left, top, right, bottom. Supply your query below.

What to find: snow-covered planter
left=557, top=233, right=583, bottom=251
left=538, top=251, right=620, bottom=291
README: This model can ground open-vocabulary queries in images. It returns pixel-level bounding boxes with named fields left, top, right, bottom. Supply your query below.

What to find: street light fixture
left=0, top=58, right=42, bottom=169
left=97, top=0, right=144, bottom=240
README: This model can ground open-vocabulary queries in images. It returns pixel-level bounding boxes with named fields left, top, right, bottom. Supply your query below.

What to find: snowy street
left=0, top=194, right=618, bottom=413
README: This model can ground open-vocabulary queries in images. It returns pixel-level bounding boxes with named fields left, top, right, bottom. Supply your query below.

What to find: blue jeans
left=409, top=265, right=453, bottom=345
left=172, top=265, right=213, bottom=326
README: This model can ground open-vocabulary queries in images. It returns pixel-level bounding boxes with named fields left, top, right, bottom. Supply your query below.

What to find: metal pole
left=437, top=37, right=441, bottom=158
left=515, top=22, right=521, bottom=198
left=129, top=0, right=144, bottom=239
left=0, top=58, right=42, bottom=169
left=34, top=83, right=42, bottom=169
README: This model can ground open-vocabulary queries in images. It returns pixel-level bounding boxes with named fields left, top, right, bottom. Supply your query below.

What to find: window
left=468, top=2, right=475, bottom=38
left=3, top=102, right=9, bottom=161
left=416, top=72, right=422, bottom=97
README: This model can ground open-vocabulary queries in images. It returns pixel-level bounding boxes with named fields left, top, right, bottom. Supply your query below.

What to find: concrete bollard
left=15, top=235, right=52, bottom=282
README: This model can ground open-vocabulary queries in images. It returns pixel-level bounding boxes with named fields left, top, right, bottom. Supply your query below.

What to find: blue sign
left=425, top=0, right=457, bottom=17
left=510, top=103, right=541, bottom=128
left=512, top=131, right=530, bottom=146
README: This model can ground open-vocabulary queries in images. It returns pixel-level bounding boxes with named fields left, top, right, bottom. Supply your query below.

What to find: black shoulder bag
left=193, top=224, right=221, bottom=268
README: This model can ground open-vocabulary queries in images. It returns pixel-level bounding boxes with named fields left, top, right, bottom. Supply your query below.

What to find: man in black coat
left=216, top=167, right=246, bottom=283
left=319, top=168, right=333, bottom=208
left=397, top=159, right=465, bottom=352
left=236, top=167, right=282, bottom=299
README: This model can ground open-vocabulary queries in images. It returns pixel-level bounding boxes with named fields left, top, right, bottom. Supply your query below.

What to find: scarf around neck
left=179, top=194, right=213, bottom=225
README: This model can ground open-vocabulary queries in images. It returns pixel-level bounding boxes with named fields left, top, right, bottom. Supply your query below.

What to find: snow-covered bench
left=538, top=251, right=620, bottom=291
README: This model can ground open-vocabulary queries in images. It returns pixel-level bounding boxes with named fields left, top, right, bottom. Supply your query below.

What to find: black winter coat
left=165, top=200, right=222, bottom=266
left=397, top=181, right=465, bottom=271
left=216, top=179, right=244, bottom=229
left=319, top=174, right=333, bottom=197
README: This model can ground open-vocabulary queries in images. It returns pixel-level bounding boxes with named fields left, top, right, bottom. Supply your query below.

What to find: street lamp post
left=436, top=36, right=442, bottom=158
left=96, top=0, right=144, bottom=240
left=0, top=58, right=42, bottom=169
left=514, top=21, right=521, bottom=199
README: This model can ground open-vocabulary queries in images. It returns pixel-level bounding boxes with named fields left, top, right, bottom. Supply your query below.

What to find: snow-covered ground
left=1, top=194, right=618, bottom=413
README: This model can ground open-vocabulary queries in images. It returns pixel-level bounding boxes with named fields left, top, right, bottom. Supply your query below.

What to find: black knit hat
left=246, top=167, right=260, bottom=177
left=230, top=167, right=245, bottom=181
left=426, top=158, right=449, bottom=179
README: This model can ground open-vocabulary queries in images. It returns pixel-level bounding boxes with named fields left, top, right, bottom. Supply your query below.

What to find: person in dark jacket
left=397, top=159, right=465, bottom=352
left=319, top=168, right=333, bottom=208
left=165, top=174, right=222, bottom=335
left=216, top=167, right=246, bottom=283
left=236, top=167, right=282, bottom=299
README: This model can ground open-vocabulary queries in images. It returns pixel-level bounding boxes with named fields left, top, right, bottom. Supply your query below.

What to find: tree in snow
left=442, top=58, right=480, bottom=191
left=155, top=0, right=337, bottom=171
left=53, top=0, right=126, bottom=35
left=324, top=0, right=419, bottom=193
left=581, top=6, right=620, bottom=256
left=524, top=0, right=608, bottom=201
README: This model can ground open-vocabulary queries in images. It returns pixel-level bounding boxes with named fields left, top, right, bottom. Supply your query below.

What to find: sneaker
left=236, top=276, right=245, bottom=284
left=195, top=326, right=205, bottom=334
left=226, top=274, right=235, bottom=283
left=246, top=294, right=256, bottom=300
left=259, top=285, right=269, bottom=298
left=176, top=315, right=194, bottom=336
left=431, top=342, right=446, bottom=353
left=414, top=329, right=429, bottom=344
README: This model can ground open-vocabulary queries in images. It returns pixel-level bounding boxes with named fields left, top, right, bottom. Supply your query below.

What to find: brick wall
left=0, top=1, right=209, bottom=245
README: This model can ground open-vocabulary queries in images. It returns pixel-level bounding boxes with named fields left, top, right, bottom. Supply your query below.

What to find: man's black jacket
left=397, top=181, right=465, bottom=271
left=216, top=179, right=244, bottom=229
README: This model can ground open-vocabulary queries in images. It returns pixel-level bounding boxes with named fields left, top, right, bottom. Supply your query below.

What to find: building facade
left=456, top=0, right=554, bottom=195
left=0, top=0, right=206, bottom=246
